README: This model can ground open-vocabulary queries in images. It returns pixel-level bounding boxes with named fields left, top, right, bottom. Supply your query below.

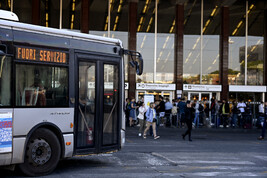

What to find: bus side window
left=0, top=55, right=12, bottom=107
left=16, top=64, right=68, bottom=107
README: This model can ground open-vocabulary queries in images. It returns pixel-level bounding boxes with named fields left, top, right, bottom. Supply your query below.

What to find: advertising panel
left=144, top=94, right=154, bottom=110
left=0, top=112, right=12, bottom=153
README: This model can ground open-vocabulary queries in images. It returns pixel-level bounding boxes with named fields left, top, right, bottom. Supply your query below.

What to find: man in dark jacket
left=220, top=99, right=230, bottom=128
left=182, top=100, right=194, bottom=141
left=178, top=98, right=186, bottom=127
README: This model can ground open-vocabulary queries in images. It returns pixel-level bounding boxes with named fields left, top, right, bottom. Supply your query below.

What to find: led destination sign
left=16, top=47, right=68, bottom=64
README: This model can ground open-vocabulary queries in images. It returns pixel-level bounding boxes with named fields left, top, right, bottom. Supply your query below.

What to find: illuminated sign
left=16, top=47, right=68, bottom=64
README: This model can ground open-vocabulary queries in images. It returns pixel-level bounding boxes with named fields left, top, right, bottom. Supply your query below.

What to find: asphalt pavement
left=2, top=126, right=267, bottom=177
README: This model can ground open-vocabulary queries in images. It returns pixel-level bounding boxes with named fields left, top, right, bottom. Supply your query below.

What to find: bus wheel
left=19, top=128, right=61, bottom=176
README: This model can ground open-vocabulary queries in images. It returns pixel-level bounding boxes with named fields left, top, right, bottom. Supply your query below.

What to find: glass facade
left=183, top=0, right=201, bottom=84
left=183, top=0, right=220, bottom=85
left=202, top=35, right=219, bottom=85
left=247, top=5, right=264, bottom=86
left=156, top=33, right=174, bottom=83
left=228, top=1, right=264, bottom=86
left=247, top=36, right=264, bottom=85
left=228, top=36, right=246, bottom=85
left=183, top=35, right=201, bottom=84
left=136, top=32, right=154, bottom=83
left=90, top=31, right=128, bottom=81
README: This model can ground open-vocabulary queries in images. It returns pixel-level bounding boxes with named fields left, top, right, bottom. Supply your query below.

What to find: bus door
left=74, top=53, right=120, bottom=154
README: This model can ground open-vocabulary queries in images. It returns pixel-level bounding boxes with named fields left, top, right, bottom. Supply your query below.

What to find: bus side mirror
left=122, top=49, right=143, bottom=75
left=135, top=54, right=143, bottom=75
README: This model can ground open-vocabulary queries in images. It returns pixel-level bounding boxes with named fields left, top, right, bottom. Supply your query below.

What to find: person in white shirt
left=237, top=100, right=246, bottom=113
left=259, top=102, right=264, bottom=115
left=237, top=100, right=246, bottom=127
left=138, top=102, right=147, bottom=136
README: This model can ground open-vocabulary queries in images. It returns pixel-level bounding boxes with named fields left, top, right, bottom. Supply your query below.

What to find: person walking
left=129, top=98, right=138, bottom=127
left=182, top=100, right=194, bottom=141
left=143, top=102, right=160, bottom=139
left=178, top=98, right=186, bottom=127
left=137, top=102, right=147, bottom=137
left=258, top=102, right=267, bottom=140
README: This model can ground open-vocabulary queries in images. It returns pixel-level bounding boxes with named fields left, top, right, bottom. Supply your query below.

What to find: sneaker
left=143, top=135, right=147, bottom=139
left=258, top=136, right=264, bottom=140
left=154, top=136, right=160, bottom=139
left=138, top=133, right=142, bottom=137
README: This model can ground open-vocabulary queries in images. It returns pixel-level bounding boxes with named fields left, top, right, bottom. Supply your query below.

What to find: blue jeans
left=215, top=114, right=220, bottom=128
left=261, top=120, right=266, bottom=138
left=211, top=112, right=216, bottom=124
left=194, top=112, right=199, bottom=128
left=231, top=114, right=237, bottom=128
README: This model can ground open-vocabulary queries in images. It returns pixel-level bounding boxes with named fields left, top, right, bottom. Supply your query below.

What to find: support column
left=219, top=6, right=229, bottom=100
left=174, top=4, right=184, bottom=94
left=264, top=10, right=267, bottom=100
left=128, top=0, right=138, bottom=99
left=81, top=0, right=90, bottom=33
left=32, top=0, right=40, bottom=25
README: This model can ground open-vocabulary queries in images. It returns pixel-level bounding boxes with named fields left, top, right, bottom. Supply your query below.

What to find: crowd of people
left=125, top=97, right=267, bottom=141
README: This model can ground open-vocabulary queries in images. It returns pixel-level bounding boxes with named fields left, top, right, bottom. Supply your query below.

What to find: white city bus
left=0, top=10, right=143, bottom=176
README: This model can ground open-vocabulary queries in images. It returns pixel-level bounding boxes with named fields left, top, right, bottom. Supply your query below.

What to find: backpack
left=199, top=104, right=204, bottom=112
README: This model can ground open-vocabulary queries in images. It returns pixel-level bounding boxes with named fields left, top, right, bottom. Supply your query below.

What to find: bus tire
left=19, top=128, right=61, bottom=176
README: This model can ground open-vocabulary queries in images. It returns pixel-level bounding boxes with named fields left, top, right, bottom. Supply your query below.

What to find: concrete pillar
left=174, top=4, right=184, bottom=94
left=219, top=6, right=229, bottom=100
left=81, top=0, right=90, bottom=33
left=32, top=0, right=40, bottom=25
left=128, top=0, right=138, bottom=99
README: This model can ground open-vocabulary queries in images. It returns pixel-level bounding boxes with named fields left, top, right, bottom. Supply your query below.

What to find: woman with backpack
left=143, top=102, right=160, bottom=139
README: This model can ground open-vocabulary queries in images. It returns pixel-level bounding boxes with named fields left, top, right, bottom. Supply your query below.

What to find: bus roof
left=0, top=19, right=122, bottom=47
